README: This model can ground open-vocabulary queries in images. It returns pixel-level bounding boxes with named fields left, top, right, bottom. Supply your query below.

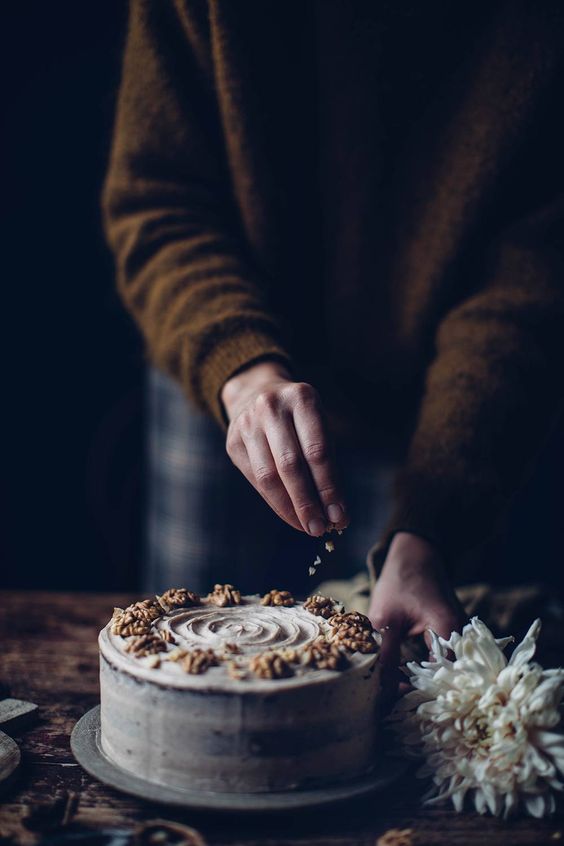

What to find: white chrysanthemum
left=389, top=617, right=564, bottom=818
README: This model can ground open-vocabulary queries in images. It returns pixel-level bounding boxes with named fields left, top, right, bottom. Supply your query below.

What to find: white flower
left=389, top=617, right=564, bottom=818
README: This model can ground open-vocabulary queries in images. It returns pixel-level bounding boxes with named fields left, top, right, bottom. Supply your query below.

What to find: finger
left=241, top=430, right=303, bottom=532
left=292, top=401, right=348, bottom=529
left=421, top=608, right=466, bottom=659
left=265, top=413, right=327, bottom=536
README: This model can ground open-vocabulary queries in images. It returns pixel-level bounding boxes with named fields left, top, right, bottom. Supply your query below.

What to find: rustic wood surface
left=0, top=590, right=563, bottom=846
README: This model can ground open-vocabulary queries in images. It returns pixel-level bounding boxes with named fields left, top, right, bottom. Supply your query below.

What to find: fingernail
left=308, top=518, right=325, bottom=537
left=327, top=504, right=343, bottom=523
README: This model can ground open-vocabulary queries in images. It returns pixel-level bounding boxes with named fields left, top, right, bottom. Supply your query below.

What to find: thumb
left=422, top=608, right=466, bottom=658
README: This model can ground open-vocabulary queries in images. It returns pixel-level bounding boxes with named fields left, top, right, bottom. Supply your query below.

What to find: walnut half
left=125, top=633, right=167, bottom=657
left=157, top=587, right=200, bottom=612
left=207, top=584, right=242, bottom=607
left=303, top=594, right=341, bottom=619
left=181, top=649, right=218, bottom=675
left=302, top=637, right=349, bottom=671
left=249, top=651, right=294, bottom=679
left=261, top=589, right=295, bottom=607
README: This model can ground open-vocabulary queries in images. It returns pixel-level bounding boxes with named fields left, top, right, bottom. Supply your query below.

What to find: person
left=102, top=1, right=564, bottom=682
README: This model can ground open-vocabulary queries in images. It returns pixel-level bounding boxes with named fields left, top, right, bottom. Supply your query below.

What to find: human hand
left=222, top=361, right=348, bottom=536
left=368, top=531, right=466, bottom=703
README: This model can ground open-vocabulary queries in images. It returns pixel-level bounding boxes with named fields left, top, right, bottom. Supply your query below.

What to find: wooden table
left=1, top=591, right=562, bottom=846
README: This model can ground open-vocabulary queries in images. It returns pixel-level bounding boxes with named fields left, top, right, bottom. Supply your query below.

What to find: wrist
left=381, top=531, right=443, bottom=581
left=221, top=360, right=292, bottom=420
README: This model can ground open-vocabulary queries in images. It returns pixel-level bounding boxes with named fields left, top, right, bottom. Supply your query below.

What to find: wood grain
left=0, top=590, right=563, bottom=846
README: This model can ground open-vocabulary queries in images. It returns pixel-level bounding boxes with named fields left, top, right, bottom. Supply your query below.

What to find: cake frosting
left=99, top=586, right=381, bottom=793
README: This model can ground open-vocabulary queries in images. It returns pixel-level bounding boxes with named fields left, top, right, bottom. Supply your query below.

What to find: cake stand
left=71, top=706, right=409, bottom=813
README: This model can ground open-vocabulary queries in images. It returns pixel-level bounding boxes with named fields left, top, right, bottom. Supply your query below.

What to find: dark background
left=2, top=1, right=143, bottom=590
left=2, top=2, right=564, bottom=593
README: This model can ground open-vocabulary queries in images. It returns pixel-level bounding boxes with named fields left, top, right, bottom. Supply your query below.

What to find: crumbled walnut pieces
left=125, top=633, right=167, bottom=657
left=303, top=594, right=341, bottom=619
left=261, top=589, right=295, bottom=607
left=376, top=828, right=415, bottom=846
left=227, top=661, right=246, bottom=680
left=129, top=599, right=162, bottom=621
left=157, top=587, right=200, bottom=613
left=328, top=611, right=373, bottom=632
left=207, top=584, right=241, bottom=607
left=111, top=609, right=151, bottom=637
left=223, top=642, right=241, bottom=654
left=302, top=637, right=349, bottom=671
left=111, top=598, right=162, bottom=637
left=167, top=648, right=188, bottom=662
left=328, top=610, right=379, bottom=653
left=331, top=624, right=379, bottom=654
left=158, top=629, right=176, bottom=644
left=249, top=651, right=294, bottom=679
left=181, top=649, right=218, bottom=675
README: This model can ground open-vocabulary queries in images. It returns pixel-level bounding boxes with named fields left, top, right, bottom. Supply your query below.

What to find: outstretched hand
left=222, top=361, right=349, bottom=536
left=368, top=531, right=466, bottom=704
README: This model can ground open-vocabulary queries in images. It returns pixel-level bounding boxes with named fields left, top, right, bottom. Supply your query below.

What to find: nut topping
left=249, top=651, right=294, bottom=679
left=303, top=594, right=341, bottom=619
left=111, top=599, right=162, bottom=637
left=111, top=609, right=152, bottom=637
left=260, top=589, right=295, bottom=607
left=157, top=587, right=200, bottom=613
left=207, top=583, right=241, bottom=607
left=181, top=649, right=218, bottom=675
left=125, top=633, right=167, bottom=657
left=302, top=637, right=349, bottom=670
left=328, top=611, right=373, bottom=632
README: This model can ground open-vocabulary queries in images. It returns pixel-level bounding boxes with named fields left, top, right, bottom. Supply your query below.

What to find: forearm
left=382, top=233, right=564, bottom=566
left=102, top=0, right=291, bottom=426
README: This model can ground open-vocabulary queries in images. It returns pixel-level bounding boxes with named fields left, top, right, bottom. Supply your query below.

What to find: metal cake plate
left=71, top=706, right=409, bottom=813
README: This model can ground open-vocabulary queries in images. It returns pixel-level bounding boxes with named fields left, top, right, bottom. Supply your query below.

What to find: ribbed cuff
left=196, top=329, right=293, bottom=429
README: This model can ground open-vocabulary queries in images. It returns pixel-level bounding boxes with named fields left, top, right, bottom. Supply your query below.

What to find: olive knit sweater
left=102, top=0, right=564, bottom=565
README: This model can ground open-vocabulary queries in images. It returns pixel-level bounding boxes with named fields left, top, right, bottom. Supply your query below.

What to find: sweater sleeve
left=101, top=0, right=291, bottom=427
left=377, top=196, right=564, bottom=570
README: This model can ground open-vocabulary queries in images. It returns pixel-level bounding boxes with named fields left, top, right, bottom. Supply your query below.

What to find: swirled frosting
left=163, top=604, right=324, bottom=653
left=99, top=595, right=377, bottom=690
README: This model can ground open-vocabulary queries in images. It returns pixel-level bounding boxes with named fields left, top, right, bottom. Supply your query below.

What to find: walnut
left=227, top=661, right=246, bottom=680
left=331, top=626, right=379, bottom=654
left=328, top=611, right=373, bottom=632
left=249, top=651, right=294, bottom=679
left=261, top=589, right=295, bottom=607
left=376, top=828, right=415, bottom=846
left=302, top=637, right=349, bottom=671
left=126, top=598, right=162, bottom=622
left=328, top=610, right=379, bottom=653
left=111, top=598, right=162, bottom=636
left=181, top=649, right=218, bottom=674
left=111, top=609, right=152, bottom=637
left=303, top=595, right=340, bottom=619
left=207, top=584, right=241, bottom=607
left=125, top=633, right=167, bottom=657
left=158, top=629, right=176, bottom=644
left=157, top=587, right=200, bottom=613
left=223, top=642, right=241, bottom=654
left=167, top=648, right=188, bottom=662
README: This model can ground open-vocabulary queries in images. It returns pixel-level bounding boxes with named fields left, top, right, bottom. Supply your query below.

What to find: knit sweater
left=102, top=0, right=564, bottom=565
